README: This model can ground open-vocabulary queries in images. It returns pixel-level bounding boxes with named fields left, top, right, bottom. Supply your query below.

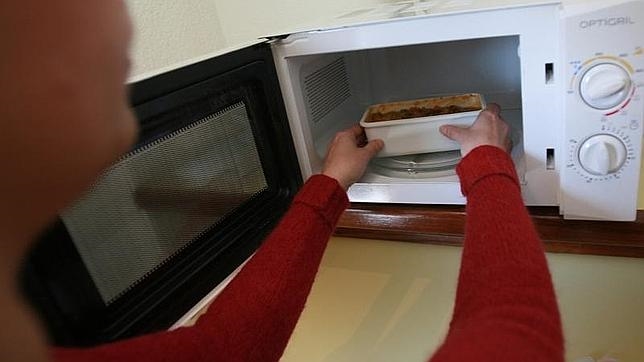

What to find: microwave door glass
left=61, top=102, right=266, bottom=305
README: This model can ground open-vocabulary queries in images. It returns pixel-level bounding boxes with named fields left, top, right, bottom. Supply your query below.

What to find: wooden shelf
left=335, top=204, right=644, bottom=258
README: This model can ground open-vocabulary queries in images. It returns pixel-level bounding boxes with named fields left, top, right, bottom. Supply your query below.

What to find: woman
left=1, top=1, right=563, bottom=361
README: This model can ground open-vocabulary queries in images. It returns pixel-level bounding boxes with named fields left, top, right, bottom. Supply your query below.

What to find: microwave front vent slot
left=304, top=57, right=351, bottom=124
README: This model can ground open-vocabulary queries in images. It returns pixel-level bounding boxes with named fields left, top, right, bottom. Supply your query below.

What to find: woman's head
left=1, top=0, right=137, bottom=238
left=1, top=2, right=137, bottom=360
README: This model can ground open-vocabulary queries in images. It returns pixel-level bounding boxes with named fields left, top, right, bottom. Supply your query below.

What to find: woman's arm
left=186, top=174, right=350, bottom=361
left=52, top=175, right=348, bottom=362
left=430, top=146, right=564, bottom=362
left=431, top=105, right=564, bottom=361
left=53, top=127, right=383, bottom=362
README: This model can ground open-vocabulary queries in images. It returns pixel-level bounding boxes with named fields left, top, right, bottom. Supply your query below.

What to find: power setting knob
left=578, top=134, right=627, bottom=175
left=579, top=63, right=632, bottom=109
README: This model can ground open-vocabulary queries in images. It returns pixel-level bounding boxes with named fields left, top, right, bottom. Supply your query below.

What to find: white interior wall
left=294, top=52, right=372, bottom=159
left=366, top=37, right=522, bottom=105
left=640, top=155, right=644, bottom=208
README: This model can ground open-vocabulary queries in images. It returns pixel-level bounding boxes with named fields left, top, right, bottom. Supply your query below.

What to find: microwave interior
left=286, top=35, right=526, bottom=182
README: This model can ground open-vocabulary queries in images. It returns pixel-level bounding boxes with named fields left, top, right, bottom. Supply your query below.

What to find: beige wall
left=125, top=0, right=226, bottom=77
left=125, top=0, right=383, bottom=77
left=211, top=0, right=386, bottom=46
left=282, top=238, right=644, bottom=362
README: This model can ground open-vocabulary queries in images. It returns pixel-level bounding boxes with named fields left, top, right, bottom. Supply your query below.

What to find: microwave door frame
left=20, top=41, right=303, bottom=347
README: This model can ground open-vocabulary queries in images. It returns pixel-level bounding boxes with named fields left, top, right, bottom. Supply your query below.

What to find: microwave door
left=20, top=42, right=302, bottom=347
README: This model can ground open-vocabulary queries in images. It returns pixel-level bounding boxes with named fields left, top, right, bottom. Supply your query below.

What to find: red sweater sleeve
left=429, top=146, right=564, bottom=362
left=52, top=174, right=348, bottom=362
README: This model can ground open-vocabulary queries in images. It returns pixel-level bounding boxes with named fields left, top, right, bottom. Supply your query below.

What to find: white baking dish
left=360, top=93, right=485, bottom=157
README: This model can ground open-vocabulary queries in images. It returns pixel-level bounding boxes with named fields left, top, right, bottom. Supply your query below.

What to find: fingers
left=322, top=126, right=383, bottom=190
left=484, top=103, right=501, bottom=116
left=362, top=139, right=384, bottom=157
left=439, top=125, right=467, bottom=143
left=337, top=125, right=383, bottom=157
left=349, top=124, right=364, bottom=139
left=339, top=125, right=367, bottom=146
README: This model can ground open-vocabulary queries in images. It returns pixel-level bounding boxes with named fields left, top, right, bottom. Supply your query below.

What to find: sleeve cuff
left=456, top=145, right=520, bottom=197
left=293, top=174, right=350, bottom=227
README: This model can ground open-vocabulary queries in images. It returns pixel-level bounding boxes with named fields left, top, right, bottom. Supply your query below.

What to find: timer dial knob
left=578, top=134, right=627, bottom=175
left=579, top=63, right=632, bottom=109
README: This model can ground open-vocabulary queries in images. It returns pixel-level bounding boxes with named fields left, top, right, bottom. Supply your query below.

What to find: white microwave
left=261, top=0, right=643, bottom=221
left=127, top=0, right=643, bottom=222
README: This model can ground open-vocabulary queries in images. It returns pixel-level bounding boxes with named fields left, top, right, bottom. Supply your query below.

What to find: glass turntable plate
left=370, top=150, right=461, bottom=178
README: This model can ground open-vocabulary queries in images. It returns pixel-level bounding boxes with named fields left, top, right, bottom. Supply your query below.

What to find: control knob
left=578, top=134, right=627, bottom=175
left=579, top=63, right=632, bottom=109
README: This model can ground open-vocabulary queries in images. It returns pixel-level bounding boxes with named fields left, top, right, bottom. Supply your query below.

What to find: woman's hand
left=322, top=125, right=384, bottom=190
left=439, top=103, right=512, bottom=157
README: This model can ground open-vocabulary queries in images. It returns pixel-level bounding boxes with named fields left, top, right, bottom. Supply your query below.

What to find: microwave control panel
left=561, top=0, right=644, bottom=220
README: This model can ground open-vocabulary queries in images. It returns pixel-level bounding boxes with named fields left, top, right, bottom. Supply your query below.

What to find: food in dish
left=364, top=93, right=483, bottom=123
left=369, top=104, right=482, bottom=122
left=359, top=93, right=485, bottom=157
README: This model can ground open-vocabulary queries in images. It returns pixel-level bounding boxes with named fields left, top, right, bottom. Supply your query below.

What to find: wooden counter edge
left=335, top=204, right=644, bottom=258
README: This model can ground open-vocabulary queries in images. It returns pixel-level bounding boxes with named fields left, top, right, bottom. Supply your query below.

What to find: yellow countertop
left=282, top=237, right=644, bottom=362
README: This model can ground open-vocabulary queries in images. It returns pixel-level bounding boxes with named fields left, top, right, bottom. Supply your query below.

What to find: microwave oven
left=262, top=0, right=643, bottom=222
left=21, top=0, right=644, bottom=348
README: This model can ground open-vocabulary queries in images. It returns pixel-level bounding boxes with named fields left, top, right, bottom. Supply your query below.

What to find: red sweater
left=430, top=146, right=563, bottom=362
left=52, top=145, right=563, bottom=362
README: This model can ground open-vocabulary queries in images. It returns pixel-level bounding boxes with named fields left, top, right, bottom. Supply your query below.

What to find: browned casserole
left=366, top=93, right=483, bottom=123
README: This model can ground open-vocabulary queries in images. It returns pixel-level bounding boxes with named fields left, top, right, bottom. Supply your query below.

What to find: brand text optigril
left=580, top=17, right=635, bottom=28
